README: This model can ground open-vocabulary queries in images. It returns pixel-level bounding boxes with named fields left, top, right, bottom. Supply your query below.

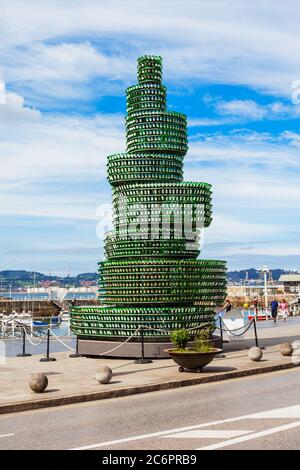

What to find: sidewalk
left=0, top=338, right=298, bottom=415
left=220, top=316, right=300, bottom=351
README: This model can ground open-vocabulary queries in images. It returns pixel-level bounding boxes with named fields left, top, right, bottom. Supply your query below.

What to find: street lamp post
left=261, top=266, right=269, bottom=310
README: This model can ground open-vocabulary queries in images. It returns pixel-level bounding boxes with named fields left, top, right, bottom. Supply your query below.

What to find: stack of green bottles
left=70, top=55, right=227, bottom=342
left=98, top=259, right=226, bottom=305
left=104, top=238, right=200, bottom=259
left=70, top=304, right=216, bottom=340
left=107, top=153, right=183, bottom=184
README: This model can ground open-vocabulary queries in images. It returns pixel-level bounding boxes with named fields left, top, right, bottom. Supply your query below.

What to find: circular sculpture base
left=78, top=339, right=173, bottom=359
left=78, top=336, right=223, bottom=359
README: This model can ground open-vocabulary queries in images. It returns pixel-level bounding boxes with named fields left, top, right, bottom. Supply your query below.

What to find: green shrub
left=170, top=329, right=189, bottom=350
left=171, top=324, right=215, bottom=352
left=193, top=326, right=214, bottom=352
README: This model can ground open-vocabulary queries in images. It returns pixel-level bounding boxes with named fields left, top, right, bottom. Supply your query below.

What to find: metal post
left=69, top=335, right=81, bottom=358
left=17, top=328, right=32, bottom=357
left=135, top=326, right=152, bottom=364
left=253, top=318, right=265, bottom=349
left=215, top=315, right=226, bottom=358
left=219, top=315, right=223, bottom=345
left=253, top=319, right=259, bottom=347
left=67, top=316, right=71, bottom=336
left=40, top=329, right=56, bottom=362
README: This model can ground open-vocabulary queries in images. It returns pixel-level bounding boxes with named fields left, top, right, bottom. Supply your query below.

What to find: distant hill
left=0, top=270, right=97, bottom=289
left=227, top=268, right=290, bottom=282
left=0, top=268, right=296, bottom=290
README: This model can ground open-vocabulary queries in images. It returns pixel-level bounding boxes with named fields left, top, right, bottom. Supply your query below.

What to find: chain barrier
left=96, top=326, right=143, bottom=356
left=15, top=324, right=143, bottom=357
left=1, top=319, right=44, bottom=340
left=214, top=319, right=253, bottom=332
left=24, top=328, right=48, bottom=346
left=220, top=319, right=254, bottom=337
left=48, top=328, right=76, bottom=352
left=142, top=321, right=212, bottom=335
left=142, top=315, right=259, bottom=341
left=48, top=330, right=71, bottom=339
left=14, top=316, right=259, bottom=357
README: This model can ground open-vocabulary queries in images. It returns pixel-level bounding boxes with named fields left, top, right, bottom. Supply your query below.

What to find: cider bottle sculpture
left=70, top=56, right=227, bottom=352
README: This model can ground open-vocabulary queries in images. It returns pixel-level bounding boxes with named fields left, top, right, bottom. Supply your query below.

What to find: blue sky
left=0, top=0, right=300, bottom=275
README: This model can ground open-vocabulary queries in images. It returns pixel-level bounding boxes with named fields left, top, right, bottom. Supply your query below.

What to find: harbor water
left=1, top=321, right=76, bottom=357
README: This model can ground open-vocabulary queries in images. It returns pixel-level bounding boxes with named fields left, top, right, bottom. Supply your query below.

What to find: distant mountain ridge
left=227, top=268, right=294, bottom=282
left=0, top=268, right=296, bottom=289
left=0, top=270, right=98, bottom=288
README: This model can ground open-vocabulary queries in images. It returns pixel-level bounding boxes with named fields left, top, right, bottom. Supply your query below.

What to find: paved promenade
left=0, top=318, right=299, bottom=414
left=221, top=316, right=300, bottom=351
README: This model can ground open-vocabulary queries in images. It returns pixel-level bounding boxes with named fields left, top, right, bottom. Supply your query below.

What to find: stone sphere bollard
left=248, top=346, right=263, bottom=362
left=95, top=366, right=112, bottom=384
left=280, top=343, right=293, bottom=357
left=28, top=373, right=48, bottom=393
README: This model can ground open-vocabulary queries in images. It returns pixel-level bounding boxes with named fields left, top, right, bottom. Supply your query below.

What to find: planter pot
left=165, top=348, right=222, bottom=372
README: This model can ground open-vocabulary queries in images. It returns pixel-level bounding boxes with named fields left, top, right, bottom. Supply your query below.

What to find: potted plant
left=165, top=326, right=222, bottom=372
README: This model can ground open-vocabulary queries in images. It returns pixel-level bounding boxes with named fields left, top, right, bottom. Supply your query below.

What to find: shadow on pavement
left=200, top=366, right=237, bottom=373
left=114, top=364, right=176, bottom=377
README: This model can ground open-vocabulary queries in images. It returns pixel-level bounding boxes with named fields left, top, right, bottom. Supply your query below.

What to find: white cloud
left=1, top=1, right=300, bottom=99
left=0, top=191, right=104, bottom=220
left=3, top=42, right=134, bottom=103
left=189, top=117, right=236, bottom=127
left=0, top=88, right=125, bottom=222
left=0, top=88, right=125, bottom=182
left=184, top=129, right=300, bottom=262
left=186, top=129, right=300, bottom=172
left=205, top=214, right=287, bottom=246
left=216, top=100, right=267, bottom=121
left=202, top=238, right=300, bottom=270
left=2, top=89, right=298, bottom=247
left=230, top=244, right=300, bottom=257
left=189, top=99, right=300, bottom=127
left=0, top=1, right=299, bottom=271
left=282, top=130, right=300, bottom=147
left=0, top=91, right=40, bottom=122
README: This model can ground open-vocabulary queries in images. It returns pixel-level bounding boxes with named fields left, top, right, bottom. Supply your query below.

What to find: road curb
left=0, top=360, right=298, bottom=415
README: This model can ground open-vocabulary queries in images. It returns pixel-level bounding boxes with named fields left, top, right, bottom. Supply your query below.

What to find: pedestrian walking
left=279, top=299, right=289, bottom=322
left=223, top=299, right=232, bottom=314
left=271, top=298, right=278, bottom=323
left=254, top=298, right=259, bottom=317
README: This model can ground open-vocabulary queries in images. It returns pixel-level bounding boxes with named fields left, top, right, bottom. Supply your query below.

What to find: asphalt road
left=1, top=367, right=300, bottom=450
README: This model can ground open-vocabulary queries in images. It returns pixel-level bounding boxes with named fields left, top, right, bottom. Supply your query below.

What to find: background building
left=279, top=274, right=300, bottom=294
